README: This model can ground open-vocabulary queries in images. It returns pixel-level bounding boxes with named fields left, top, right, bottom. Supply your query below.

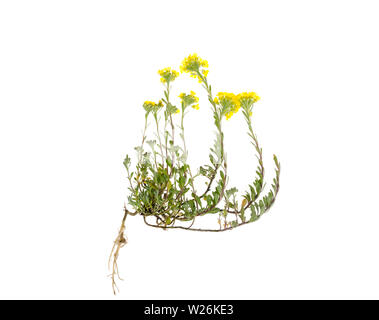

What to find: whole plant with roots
left=109, top=54, right=281, bottom=294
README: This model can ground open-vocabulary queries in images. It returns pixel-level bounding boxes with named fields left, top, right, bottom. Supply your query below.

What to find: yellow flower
left=143, top=100, right=163, bottom=113
left=201, top=60, right=209, bottom=68
left=180, top=53, right=209, bottom=83
left=225, top=112, right=233, bottom=120
left=175, top=109, right=180, bottom=114
left=202, top=69, right=209, bottom=77
left=215, top=92, right=241, bottom=119
left=178, top=91, right=199, bottom=110
left=237, top=91, right=260, bottom=105
left=158, top=67, right=179, bottom=83
left=235, top=92, right=260, bottom=118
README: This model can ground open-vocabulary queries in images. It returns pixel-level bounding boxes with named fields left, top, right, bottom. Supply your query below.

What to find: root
left=108, top=206, right=128, bottom=295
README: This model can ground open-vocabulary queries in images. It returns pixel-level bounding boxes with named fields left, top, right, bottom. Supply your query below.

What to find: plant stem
left=154, top=113, right=165, bottom=167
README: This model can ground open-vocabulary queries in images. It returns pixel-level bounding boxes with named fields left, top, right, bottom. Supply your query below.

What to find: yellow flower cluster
left=214, top=91, right=260, bottom=119
left=158, top=67, right=179, bottom=83
left=180, top=53, right=209, bottom=83
left=143, top=100, right=163, bottom=114
left=237, top=92, right=260, bottom=105
left=179, top=90, right=200, bottom=110
left=214, top=92, right=240, bottom=120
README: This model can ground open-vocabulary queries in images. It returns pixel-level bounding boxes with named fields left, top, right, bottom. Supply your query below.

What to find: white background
left=1, top=0, right=379, bottom=300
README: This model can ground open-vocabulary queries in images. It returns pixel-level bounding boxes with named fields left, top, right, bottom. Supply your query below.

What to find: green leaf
left=226, top=187, right=238, bottom=198
left=250, top=206, right=259, bottom=222
left=193, top=194, right=202, bottom=207
left=123, top=154, right=131, bottom=169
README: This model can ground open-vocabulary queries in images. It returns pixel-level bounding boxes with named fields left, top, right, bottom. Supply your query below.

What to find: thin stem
left=228, top=109, right=265, bottom=214
left=138, top=115, right=148, bottom=164
left=154, top=113, right=165, bottom=166
left=180, top=101, right=197, bottom=197
left=196, top=72, right=228, bottom=210
left=165, top=84, right=176, bottom=175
